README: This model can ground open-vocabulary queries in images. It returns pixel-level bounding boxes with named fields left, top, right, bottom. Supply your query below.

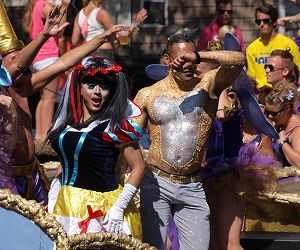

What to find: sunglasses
left=255, top=18, right=272, bottom=25
left=265, top=106, right=286, bottom=117
left=217, top=9, right=233, bottom=14
left=84, top=82, right=110, bottom=90
left=264, top=64, right=286, bottom=72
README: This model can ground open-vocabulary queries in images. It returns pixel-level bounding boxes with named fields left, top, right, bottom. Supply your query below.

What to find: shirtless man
left=133, top=33, right=245, bottom=249
left=0, top=5, right=68, bottom=204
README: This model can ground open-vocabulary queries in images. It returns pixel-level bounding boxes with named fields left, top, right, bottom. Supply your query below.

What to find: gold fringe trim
left=0, top=189, right=69, bottom=249
left=69, top=232, right=157, bottom=250
left=245, top=199, right=300, bottom=232
left=245, top=219, right=300, bottom=233
left=274, top=166, right=300, bottom=179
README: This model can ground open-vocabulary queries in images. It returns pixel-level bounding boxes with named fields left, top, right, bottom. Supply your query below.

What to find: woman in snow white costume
left=47, top=56, right=145, bottom=239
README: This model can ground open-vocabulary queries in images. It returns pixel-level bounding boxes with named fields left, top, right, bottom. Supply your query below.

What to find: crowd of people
left=0, top=0, right=300, bottom=250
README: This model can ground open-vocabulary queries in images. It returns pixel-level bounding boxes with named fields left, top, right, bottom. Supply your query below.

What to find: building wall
left=4, top=0, right=299, bottom=94
left=129, top=0, right=278, bottom=58
left=5, top=0, right=282, bottom=60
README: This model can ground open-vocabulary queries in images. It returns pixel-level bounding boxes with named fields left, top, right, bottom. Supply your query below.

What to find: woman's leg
left=35, top=77, right=58, bottom=141
left=216, top=189, right=245, bottom=250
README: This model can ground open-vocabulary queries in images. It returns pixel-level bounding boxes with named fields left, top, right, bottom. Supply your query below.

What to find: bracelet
left=40, top=32, right=50, bottom=39
left=194, top=51, right=201, bottom=64
left=278, top=139, right=288, bottom=146
left=131, top=21, right=140, bottom=30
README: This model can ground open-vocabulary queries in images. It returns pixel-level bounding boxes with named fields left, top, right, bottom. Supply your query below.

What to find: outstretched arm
left=20, top=24, right=125, bottom=95
left=71, top=14, right=82, bottom=47
left=129, top=8, right=148, bottom=33
left=277, top=14, right=300, bottom=26
left=8, top=5, right=68, bottom=80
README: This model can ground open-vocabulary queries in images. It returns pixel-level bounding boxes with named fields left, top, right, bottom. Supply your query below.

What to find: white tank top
left=78, top=7, right=105, bottom=41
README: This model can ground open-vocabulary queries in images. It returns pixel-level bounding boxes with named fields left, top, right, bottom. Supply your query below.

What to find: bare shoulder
left=136, top=81, right=163, bottom=96
left=97, top=8, right=110, bottom=17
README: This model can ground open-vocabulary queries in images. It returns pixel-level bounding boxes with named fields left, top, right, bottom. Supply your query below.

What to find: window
left=141, top=0, right=168, bottom=27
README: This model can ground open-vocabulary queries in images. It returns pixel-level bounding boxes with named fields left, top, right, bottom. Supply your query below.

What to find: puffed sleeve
left=102, top=118, right=144, bottom=145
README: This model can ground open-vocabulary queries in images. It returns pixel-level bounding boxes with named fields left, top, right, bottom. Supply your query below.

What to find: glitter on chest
left=152, top=89, right=206, bottom=168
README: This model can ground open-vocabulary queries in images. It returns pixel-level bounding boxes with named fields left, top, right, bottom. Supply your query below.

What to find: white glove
left=102, top=183, right=137, bottom=233
left=47, top=178, right=61, bottom=214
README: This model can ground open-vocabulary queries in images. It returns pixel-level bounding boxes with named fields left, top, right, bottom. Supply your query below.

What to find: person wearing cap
left=133, top=33, right=245, bottom=250
left=246, top=3, right=300, bottom=90
left=0, top=3, right=125, bottom=205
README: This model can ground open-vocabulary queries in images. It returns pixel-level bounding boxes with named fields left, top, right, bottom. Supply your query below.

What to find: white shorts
left=31, top=57, right=59, bottom=72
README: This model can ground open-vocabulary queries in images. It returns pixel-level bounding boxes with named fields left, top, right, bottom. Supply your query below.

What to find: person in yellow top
left=246, top=3, right=300, bottom=90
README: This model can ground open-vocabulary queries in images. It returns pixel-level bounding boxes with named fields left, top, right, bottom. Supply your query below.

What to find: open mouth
left=92, top=98, right=102, bottom=106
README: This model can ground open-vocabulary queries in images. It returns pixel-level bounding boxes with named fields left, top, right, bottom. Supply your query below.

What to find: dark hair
left=216, top=0, right=232, bottom=8
left=64, top=0, right=85, bottom=40
left=165, top=33, right=196, bottom=54
left=255, top=3, right=278, bottom=21
left=47, top=57, right=129, bottom=143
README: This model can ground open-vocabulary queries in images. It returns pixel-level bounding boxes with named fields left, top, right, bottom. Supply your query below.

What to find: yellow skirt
left=53, top=185, right=142, bottom=239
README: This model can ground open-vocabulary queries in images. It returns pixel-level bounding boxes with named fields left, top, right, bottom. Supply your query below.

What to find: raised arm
left=22, top=24, right=125, bottom=95
left=277, top=14, right=300, bottom=26
left=129, top=8, right=148, bottom=33
left=171, top=50, right=245, bottom=96
left=171, top=51, right=245, bottom=71
left=7, top=5, right=68, bottom=80
left=71, top=13, right=83, bottom=47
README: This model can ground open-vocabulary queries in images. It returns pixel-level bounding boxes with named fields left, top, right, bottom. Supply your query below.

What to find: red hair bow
left=75, top=64, right=122, bottom=76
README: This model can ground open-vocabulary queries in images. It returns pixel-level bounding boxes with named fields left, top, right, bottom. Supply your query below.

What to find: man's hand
left=277, top=16, right=297, bottom=26
left=0, top=95, right=16, bottom=120
left=170, top=52, right=197, bottom=71
left=42, top=5, right=69, bottom=37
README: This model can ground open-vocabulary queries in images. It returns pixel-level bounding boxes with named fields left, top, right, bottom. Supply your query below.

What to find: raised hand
left=101, top=24, right=128, bottom=43
left=277, top=15, right=298, bottom=26
left=135, top=8, right=148, bottom=25
left=170, top=52, right=197, bottom=71
left=42, top=5, right=69, bottom=37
